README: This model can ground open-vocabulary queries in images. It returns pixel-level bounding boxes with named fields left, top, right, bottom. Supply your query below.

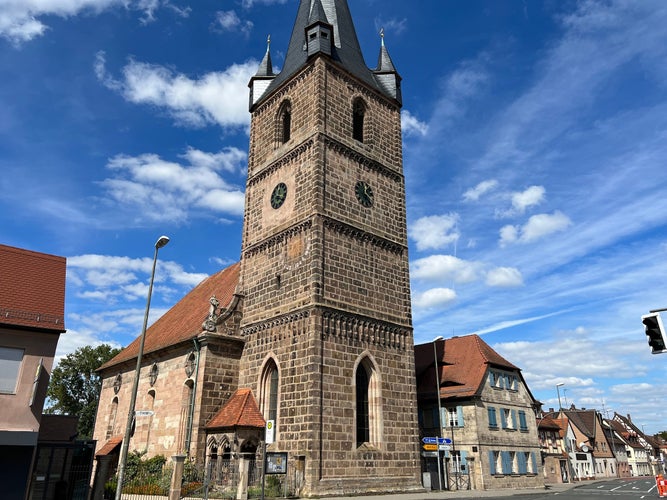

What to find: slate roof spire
left=250, top=0, right=402, bottom=108
left=249, top=35, right=276, bottom=109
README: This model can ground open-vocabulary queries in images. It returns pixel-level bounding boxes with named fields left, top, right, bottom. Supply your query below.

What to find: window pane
left=0, top=347, right=23, bottom=393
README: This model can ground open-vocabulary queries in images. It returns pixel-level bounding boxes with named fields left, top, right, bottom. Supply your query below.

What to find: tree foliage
left=46, top=344, right=120, bottom=439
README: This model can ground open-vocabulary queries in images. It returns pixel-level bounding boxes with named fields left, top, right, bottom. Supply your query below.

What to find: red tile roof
left=415, top=334, right=521, bottom=400
left=0, top=244, right=66, bottom=332
left=96, top=435, right=123, bottom=456
left=99, top=262, right=240, bottom=370
left=206, top=388, right=266, bottom=429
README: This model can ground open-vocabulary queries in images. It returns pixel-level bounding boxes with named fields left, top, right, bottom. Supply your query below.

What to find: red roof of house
left=206, top=388, right=266, bottom=429
left=0, top=244, right=66, bottom=332
left=99, top=262, right=240, bottom=370
left=415, top=334, right=522, bottom=400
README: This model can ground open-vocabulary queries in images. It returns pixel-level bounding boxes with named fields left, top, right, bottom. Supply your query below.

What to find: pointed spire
left=376, top=28, right=396, bottom=72
left=248, top=34, right=276, bottom=110
left=373, top=28, right=402, bottom=104
left=255, top=35, right=274, bottom=77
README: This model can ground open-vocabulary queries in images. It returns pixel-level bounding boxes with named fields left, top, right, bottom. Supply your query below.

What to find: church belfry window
left=278, top=101, right=291, bottom=144
left=352, top=98, right=366, bottom=142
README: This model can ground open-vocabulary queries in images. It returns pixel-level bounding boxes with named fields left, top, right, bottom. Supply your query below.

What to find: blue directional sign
left=422, top=437, right=453, bottom=445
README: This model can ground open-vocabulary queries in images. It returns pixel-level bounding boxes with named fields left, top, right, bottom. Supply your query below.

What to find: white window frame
left=0, top=346, right=24, bottom=394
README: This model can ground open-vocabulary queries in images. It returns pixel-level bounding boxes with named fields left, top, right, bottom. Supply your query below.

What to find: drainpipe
left=185, top=338, right=201, bottom=457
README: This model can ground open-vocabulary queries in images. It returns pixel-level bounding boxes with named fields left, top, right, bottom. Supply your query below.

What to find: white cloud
left=95, top=51, right=257, bottom=129
left=98, top=146, right=246, bottom=223
left=409, top=213, right=459, bottom=251
left=463, top=179, right=498, bottom=202
left=240, top=0, right=287, bottom=8
left=401, top=110, right=428, bottom=137
left=485, top=267, right=524, bottom=287
left=500, top=211, right=571, bottom=246
left=412, top=287, right=456, bottom=309
left=411, top=254, right=480, bottom=284
left=0, top=0, right=165, bottom=44
left=511, top=185, right=545, bottom=213
left=213, top=10, right=253, bottom=35
left=374, top=17, right=407, bottom=36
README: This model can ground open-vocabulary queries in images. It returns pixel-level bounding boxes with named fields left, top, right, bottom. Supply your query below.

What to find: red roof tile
left=0, top=244, right=66, bottom=332
left=100, top=262, right=240, bottom=370
left=206, top=388, right=266, bottom=429
left=415, top=334, right=521, bottom=400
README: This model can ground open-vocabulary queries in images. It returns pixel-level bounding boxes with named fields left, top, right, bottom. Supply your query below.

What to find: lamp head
left=556, top=383, right=564, bottom=387
left=155, top=235, right=170, bottom=249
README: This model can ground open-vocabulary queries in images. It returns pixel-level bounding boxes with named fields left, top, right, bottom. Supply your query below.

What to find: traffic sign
left=439, top=445, right=451, bottom=451
left=421, top=451, right=438, bottom=458
left=135, top=410, right=154, bottom=417
left=422, top=437, right=452, bottom=445
left=422, top=444, right=438, bottom=451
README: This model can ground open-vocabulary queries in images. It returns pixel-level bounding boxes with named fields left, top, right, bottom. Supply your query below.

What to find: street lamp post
left=115, top=235, right=170, bottom=500
left=433, top=336, right=444, bottom=491
left=556, top=383, right=564, bottom=412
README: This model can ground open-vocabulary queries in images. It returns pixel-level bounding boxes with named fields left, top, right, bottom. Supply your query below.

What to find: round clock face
left=271, top=182, right=287, bottom=209
left=355, top=181, right=374, bottom=208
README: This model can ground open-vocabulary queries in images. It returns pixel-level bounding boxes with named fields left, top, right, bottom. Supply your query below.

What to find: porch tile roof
left=206, top=388, right=266, bottom=430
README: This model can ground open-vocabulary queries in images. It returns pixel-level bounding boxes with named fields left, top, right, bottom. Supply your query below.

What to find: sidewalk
left=323, top=482, right=578, bottom=500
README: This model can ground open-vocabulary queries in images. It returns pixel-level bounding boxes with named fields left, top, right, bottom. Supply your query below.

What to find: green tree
left=46, top=344, right=120, bottom=439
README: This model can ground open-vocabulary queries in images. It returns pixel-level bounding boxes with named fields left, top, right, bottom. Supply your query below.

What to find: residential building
left=612, top=413, right=653, bottom=476
left=537, top=414, right=570, bottom=484
left=562, top=407, right=617, bottom=479
left=0, top=244, right=67, bottom=500
left=601, top=418, right=631, bottom=478
left=414, top=335, right=543, bottom=491
left=93, top=0, right=423, bottom=496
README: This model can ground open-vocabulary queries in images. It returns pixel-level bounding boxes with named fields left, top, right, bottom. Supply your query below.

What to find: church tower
left=240, top=0, right=421, bottom=494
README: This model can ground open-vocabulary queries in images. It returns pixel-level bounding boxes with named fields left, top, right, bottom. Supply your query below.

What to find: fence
left=105, top=454, right=302, bottom=499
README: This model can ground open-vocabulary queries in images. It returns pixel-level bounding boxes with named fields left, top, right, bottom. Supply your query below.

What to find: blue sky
left=1, top=0, right=666, bottom=434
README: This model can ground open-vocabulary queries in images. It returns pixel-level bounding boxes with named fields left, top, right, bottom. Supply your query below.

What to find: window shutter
left=511, top=409, right=517, bottom=429
left=457, top=405, right=465, bottom=427
left=489, top=372, right=496, bottom=387
left=500, top=409, right=508, bottom=429
left=531, top=452, right=538, bottom=473
left=518, top=452, right=527, bottom=474
left=488, top=407, right=497, bottom=428
left=460, top=451, right=468, bottom=474
left=488, top=451, right=496, bottom=475
left=519, top=410, right=528, bottom=431
left=501, top=451, right=511, bottom=474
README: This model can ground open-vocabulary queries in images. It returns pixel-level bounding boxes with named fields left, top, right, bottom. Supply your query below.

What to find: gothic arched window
left=355, top=356, right=381, bottom=447
left=352, top=98, right=366, bottom=143
left=179, top=380, right=195, bottom=453
left=278, top=101, right=291, bottom=144
left=106, top=397, right=118, bottom=440
left=260, top=359, right=280, bottom=434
